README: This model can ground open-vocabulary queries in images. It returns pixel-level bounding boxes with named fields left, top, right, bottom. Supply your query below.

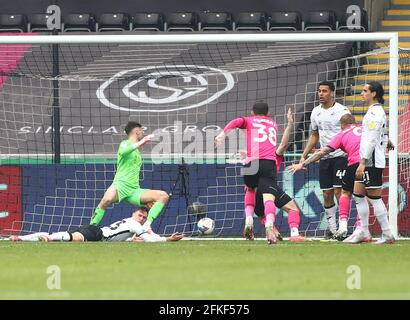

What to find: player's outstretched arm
left=214, top=117, right=246, bottom=147
left=133, top=134, right=155, bottom=149
left=131, top=232, right=184, bottom=242
left=166, top=232, right=184, bottom=241
left=118, top=134, right=155, bottom=158
left=276, top=108, right=293, bottom=156
left=132, top=230, right=183, bottom=242
left=287, top=146, right=333, bottom=174
left=300, top=130, right=319, bottom=163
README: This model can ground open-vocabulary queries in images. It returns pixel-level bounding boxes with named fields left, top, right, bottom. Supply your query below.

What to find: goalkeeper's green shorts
left=111, top=182, right=148, bottom=206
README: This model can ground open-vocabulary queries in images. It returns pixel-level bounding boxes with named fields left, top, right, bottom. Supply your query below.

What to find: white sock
left=18, top=232, right=49, bottom=241
left=245, top=216, right=253, bottom=227
left=325, top=204, right=337, bottom=233
left=339, top=219, right=348, bottom=232
left=353, top=194, right=370, bottom=234
left=49, top=231, right=71, bottom=241
left=290, top=227, right=299, bottom=237
left=265, top=221, right=273, bottom=230
left=368, top=198, right=392, bottom=238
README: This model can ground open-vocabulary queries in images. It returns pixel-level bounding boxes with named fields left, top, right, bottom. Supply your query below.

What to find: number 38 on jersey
left=252, top=122, right=277, bottom=146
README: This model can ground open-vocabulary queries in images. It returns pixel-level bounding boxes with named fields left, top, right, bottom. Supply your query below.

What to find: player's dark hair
left=252, top=101, right=269, bottom=115
left=125, top=121, right=142, bottom=135
left=139, top=206, right=148, bottom=214
left=318, top=81, right=335, bottom=92
left=367, top=81, right=385, bottom=104
left=340, top=113, right=356, bottom=126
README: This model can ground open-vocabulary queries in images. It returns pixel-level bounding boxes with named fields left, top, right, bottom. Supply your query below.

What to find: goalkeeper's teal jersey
left=113, top=140, right=142, bottom=188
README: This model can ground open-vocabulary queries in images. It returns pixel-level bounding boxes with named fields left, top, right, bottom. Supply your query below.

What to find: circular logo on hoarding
left=96, top=65, right=235, bottom=113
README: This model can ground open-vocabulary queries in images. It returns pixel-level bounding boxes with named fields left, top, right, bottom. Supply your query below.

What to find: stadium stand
left=62, top=13, right=96, bottom=32
left=131, top=13, right=164, bottom=31
left=344, top=2, right=410, bottom=124
left=96, top=13, right=130, bottom=32
left=303, top=11, right=337, bottom=31
left=233, top=12, right=267, bottom=31
left=267, top=11, right=302, bottom=31
left=0, top=14, right=27, bottom=32
left=198, top=12, right=233, bottom=31
left=0, top=10, right=371, bottom=34
left=165, top=12, right=197, bottom=31
left=28, top=13, right=52, bottom=32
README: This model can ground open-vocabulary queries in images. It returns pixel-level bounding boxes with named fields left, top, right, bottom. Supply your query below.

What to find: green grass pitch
left=1, top=240, right=410, bottom=300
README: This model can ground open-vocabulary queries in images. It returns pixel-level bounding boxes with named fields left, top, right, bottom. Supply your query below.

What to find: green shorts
left=111, top=182, right=148, bottom=206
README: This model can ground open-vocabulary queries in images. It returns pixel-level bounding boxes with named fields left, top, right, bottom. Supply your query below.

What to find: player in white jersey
left=300, top=81, right=350, bottom=238
left=8, top=207, right=183, bottom=243
left=347, top=82, right=395, bottom=244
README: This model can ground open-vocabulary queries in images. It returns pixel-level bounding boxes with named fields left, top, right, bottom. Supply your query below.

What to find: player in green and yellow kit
left=90, top=121, right=168, bottom=230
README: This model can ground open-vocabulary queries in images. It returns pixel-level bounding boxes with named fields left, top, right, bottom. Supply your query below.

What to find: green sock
left=147, top=202, right=165, bottom=223
left=90, top=207, right=105, bottom=225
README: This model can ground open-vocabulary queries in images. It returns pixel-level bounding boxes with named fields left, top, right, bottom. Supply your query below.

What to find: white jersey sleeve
left=139, top=231, right=167, bottom=242
left=310, top=109, right=319, bottom=131
left=360, top=104, right=387, bottom=168
left=310, top=102, right=350, bottom=159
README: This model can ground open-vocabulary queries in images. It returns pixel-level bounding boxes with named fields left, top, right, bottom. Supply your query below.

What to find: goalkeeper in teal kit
left=90, top=121, right=169, bottom=230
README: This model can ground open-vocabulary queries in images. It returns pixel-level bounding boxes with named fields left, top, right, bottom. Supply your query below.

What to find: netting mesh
left=0, top=34, right=409, bottom=238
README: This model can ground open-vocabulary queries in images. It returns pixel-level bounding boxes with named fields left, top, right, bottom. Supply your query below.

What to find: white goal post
left=0, top=32, right=400, bottom=238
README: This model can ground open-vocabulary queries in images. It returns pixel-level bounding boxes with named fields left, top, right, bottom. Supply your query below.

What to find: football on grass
left=197, top=217, right=215, bottom=235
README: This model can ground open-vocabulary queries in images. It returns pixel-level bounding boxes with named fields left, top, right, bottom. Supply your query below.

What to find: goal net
left=0, top=33, right=408, bottom=239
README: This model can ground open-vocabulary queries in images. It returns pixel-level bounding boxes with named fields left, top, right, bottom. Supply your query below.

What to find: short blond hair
left=340, top=113, right=356, bottom=126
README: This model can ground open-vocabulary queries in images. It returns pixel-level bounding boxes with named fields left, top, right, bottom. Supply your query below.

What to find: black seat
left=268, top=11, right=302, bottom=31
left=303, top=11, right=336, bottom=31
left=165, top=12, right=197, bottom=31
left=0, top=14, right=27, bottom=32
left=198, top=12, right=233, bottom=31
left=97, top=13, right=130, bottom=32
left=28, top=13, right=52, bottom=32
left=234, top=12, right=267, bottom=31
left=62, top=14, right=95, bottom=32
left=131, top=13, right=164, bottom=31
left=338, top=9, right=368, bottom=31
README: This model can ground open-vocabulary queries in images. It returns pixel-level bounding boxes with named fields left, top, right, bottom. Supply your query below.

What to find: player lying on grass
left=90, top=121, right=169, bottom=232
left=287, top=112, right=394, bottom=244
left=9, top=207, right=184, bottom=242
left=216, top=104, right=305, bottom=244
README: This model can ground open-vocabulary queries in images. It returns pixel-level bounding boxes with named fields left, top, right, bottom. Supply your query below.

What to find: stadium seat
left=131, top=13, right=164, bottom=31
left=198, top=12, right=233, bottom=31
left=337, top=9, right=368, bottom=31
left=234, top=12, right=267, bottom=31
left=303, top=11, right=336, bottom=31
left=0, top=14, right=27, bottom=32
left=268, top=11, right=302, bottom=31
left=165, top=12, right=197, bottom=31
left=62, top=14, right=96, bottom=32
left=96, top=13, right=130, bottom=32
left=28, top=14, right=52, bottom=32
